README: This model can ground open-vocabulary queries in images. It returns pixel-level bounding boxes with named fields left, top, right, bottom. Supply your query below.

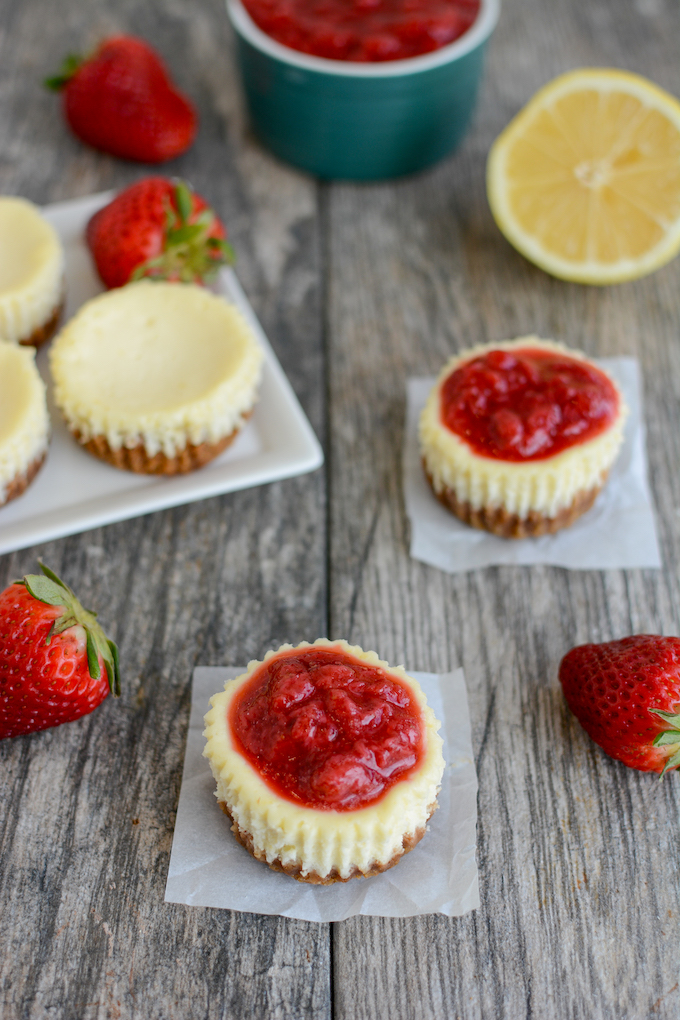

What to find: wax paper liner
left=165, top=666, right=479, bottom=921
left=404, top=357, right=660, bottom=573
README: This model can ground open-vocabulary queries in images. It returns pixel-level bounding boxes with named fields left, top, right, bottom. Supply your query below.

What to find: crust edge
left=18, top=295, right=64, bottom=348
left=1, top=451, right=47, bottom=507
left=425, top=464, right=604, bottom=538
left=70, top=411, right=252, bottom=475
left=218, top=799, right=437, bottom=885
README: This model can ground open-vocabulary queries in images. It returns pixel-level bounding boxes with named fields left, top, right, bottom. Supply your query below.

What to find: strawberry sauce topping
left=242, top=0, right=480, bottom=62
left=440, top=347, right=619, bottom=461
left=230, top=647, right=425, bottom=810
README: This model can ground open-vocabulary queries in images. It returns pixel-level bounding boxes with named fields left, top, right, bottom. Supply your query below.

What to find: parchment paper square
left=165, top=666, right=479, bottom=922
left=404, top=357, right=660, bottom=573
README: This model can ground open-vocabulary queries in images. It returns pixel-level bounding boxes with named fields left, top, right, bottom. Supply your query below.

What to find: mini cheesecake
left=419, top=337, right=627, bottom=538
left=0, top=341, right=49, bottom=506
left=49, top=281, right=264, bottom=475
left=0, top=197, right=64, bottom=346
left=203, top=639, right=445, bottom=884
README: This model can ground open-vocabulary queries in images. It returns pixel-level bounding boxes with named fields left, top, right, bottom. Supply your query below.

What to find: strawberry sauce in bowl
left=229, top=645, right=425, bottom=810
left=241, top=0, right=481, bottom=63
left=440, top=347, right=620, bottom=462
left=226, top=0, right=499, bottom=179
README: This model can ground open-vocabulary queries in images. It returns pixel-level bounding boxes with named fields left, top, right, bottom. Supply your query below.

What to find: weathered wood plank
left=0, top=1, right=330, bottom=1017
left=4, top=0, right=680, bottom=1015
left=328, top=0, right=680, bottom=1017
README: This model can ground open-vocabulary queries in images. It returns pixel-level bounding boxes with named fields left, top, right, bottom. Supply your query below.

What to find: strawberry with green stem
left=86, top=177, right=235, bottom=289
left=0, top=562, right=120, bottom=740
left=559, top=634, right=680, bottom=776
left=45, top=35, right=196, bottom=163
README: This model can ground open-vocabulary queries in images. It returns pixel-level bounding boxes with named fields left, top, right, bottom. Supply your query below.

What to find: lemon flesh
left=487, top=69, right=680, bottom=284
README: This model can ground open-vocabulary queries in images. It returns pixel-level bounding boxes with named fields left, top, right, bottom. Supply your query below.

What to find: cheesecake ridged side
left=203, top=639, right=445, bottom=882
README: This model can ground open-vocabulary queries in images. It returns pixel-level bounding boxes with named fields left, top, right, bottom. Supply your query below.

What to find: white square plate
left=0, top=192, right=323, bottom=554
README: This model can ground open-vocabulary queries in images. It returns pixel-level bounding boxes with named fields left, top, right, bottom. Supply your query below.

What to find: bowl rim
left=227, top=0, right=500, bottom=78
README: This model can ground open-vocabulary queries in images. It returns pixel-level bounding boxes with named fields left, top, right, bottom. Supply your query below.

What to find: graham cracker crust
left=218, top=799, right=436, bottom=884
left=71, top=414, right=251, bottom=475
left=18, top=297, right=64, bottom=348
left=1, top=451, right=47, bottom=507
left=424, top=466, right=604, bottom=539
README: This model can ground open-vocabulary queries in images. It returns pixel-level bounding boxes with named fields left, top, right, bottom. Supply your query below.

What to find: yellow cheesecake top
left=0, top=341, right=49, bottom=500
left=50, top=281, right=264, bottom=457
left=203, top=639, right=445, bottom=881
left=420, top=337, right=627, bottom=519
left=0, top=197, right=64, bottom=344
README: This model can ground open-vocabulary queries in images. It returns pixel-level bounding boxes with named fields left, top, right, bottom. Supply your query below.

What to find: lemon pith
left=487, top=69, right=680, bottom=284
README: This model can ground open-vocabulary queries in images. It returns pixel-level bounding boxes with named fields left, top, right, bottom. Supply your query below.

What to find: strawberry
left=45, top=36, right=196, bottom=163
left=0, top=562, right=120, bottom=740
left=559, top=635, right=680, bottom=775
left=86, top=177, right=234, bottom=289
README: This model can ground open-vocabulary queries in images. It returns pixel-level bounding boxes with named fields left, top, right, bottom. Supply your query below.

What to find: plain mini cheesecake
left=49, top=281, right=264, bottom=474
left=419, top=337, right=627, bottom=538
left=0, top=197, right=64, bottom=346
left=203, top=639, right=445, bottom=884
left=0, top=341, right=49, bottom=507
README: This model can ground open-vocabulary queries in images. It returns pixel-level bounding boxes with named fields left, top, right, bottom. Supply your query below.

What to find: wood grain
left=1, top=0, right=680, bottom=1017
left=0, top=1, right=329, bottom=1018
left=326, top=2, right=680, bottom=1019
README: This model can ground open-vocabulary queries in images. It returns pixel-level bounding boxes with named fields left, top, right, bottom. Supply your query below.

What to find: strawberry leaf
left=38, top=560, right=74, bottom=595
left=650, top=708, right=680, bottom=728
left=193, top=210, right=214, bottom=229
left=174, top=181, right=193, bottom=224
left=164, top=203, right=178, bottom=234
left=167, top=223, right=204, bottom=245
left=48, top=613, right=79, bottom=642
left=130, top=255, right=167, bottom=281
left=106, top=639, right=121, bottom=697
left=44, top=53, right=84, bottom=91
left=660, top=747, right=680, bottom=777
left=653, top=730, right=680, bottom=746
left=86, top=630, right=101, bottom=680
left=207, top=238, right=236, bottom=262
left=23, top=575, right=69, bottom=607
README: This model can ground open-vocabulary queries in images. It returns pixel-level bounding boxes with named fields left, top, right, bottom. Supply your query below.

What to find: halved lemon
left=487, top=69, right=680, bottom=284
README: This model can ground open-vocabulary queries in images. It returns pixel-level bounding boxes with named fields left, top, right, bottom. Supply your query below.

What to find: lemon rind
left=487, top=68, right=680, bottom=285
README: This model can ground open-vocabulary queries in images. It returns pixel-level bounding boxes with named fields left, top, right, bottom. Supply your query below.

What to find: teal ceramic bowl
left=227, top=0, right=500, bottom=180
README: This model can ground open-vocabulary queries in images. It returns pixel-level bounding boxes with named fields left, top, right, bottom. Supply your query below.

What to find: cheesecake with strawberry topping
left=0, top=341, right=49, bottom=507
left=203, top=639, right=445, bottom=884
left=49, top=280, right=263, bottom=474
left=419, top=337, right=627, bottom=538
left=0, top=197, right=64, bottom=346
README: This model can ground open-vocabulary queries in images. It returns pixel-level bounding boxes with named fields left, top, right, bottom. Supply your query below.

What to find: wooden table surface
left=1, top=0, right=680, bottom=1017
